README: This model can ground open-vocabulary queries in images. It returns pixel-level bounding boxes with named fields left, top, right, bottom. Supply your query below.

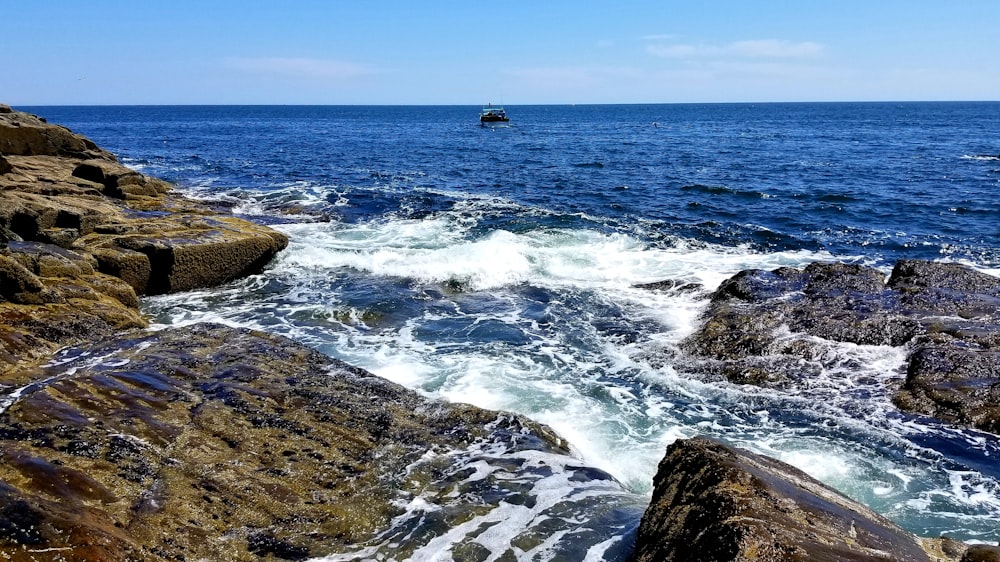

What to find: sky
left=3, top=0, right=999, bottom=105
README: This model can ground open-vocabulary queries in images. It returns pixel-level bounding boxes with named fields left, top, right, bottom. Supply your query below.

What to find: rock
left=963, top=544, right=1000, bottom=562
left=0, top=242, right=146, bottom=377
left=687, top=263, right=918, bottom=360
left=885, top=261, right=1000, bottom=433
left=0, top=324, right=578, bottom=561
left=0, top=106, right=288, bottom=298
left=0, top=253, right=50, bottom=303
left=633, top=279, right=704, bottom=293
left=895, top=343, right=1000, bottom=433
left=72, top=159, right=168, bottom=199
left=888, top=259, right=1000, bottom=324
left=0, top=108, right=114, bottom=160
left=683, top=259, right=1000, bottom=434
left=630, top=437, right=954, bottom=562
left=77, top=215, right=288, bottom=295
left=0, top=154, right=11, bottom=175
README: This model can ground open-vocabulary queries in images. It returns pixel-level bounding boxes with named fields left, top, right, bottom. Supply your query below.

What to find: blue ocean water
left=24, top=103, right=1000, bottom=559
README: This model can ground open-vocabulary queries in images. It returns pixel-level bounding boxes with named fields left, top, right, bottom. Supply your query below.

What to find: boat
left=480, top=103, right=509, bottom=124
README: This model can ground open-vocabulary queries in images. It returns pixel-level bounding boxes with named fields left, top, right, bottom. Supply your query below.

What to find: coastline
left=1, top=104, right=996, bottom=561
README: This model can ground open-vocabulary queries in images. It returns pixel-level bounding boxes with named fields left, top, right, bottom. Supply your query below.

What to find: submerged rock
left=630, top=437, right=962, bottom=562
left=683, top=260, right=1000, bottom=434
left=0, top=324, right=594, bottom=561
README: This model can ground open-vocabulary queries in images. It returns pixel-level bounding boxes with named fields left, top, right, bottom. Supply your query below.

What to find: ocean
left=24, top=103, right=1000, bottom=559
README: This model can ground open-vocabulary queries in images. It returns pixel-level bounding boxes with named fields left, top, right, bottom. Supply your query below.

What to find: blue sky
left=4, top=1, right=998, bottom=105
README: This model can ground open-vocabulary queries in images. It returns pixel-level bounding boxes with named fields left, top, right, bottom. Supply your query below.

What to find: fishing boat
left=480, top=103, right=509, bottom=124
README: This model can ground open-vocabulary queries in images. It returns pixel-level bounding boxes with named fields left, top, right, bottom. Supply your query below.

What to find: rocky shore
left=2, top=105, right=997, bottom=561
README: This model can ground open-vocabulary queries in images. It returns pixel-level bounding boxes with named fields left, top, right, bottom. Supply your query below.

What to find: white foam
left=142, top=211, right=1000, bottom=544
left=274, top=220, right=840, bottom=294
left=307, top=432, right=637, bottom=562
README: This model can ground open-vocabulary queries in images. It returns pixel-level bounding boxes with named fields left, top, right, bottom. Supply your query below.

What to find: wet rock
left=681, top=263, right=913, bottom=387
left=895, top=343, right=1000, bottom=433
left=633, top=279, right=704, bottom=293
left=0, top=240, right=146, bottom=376
left=0, top=106, right=644, bottom=560
left=888, top=259, right=1000, bottom=327
left=0, top=324, right=575, bottom=561
left=0, top=254, right=49, bottom=303
left=630, top=437, right=953, bottom=562
left=0, top=105, right=288, bottom=374
left=684, top=260, right=1000, bottom=434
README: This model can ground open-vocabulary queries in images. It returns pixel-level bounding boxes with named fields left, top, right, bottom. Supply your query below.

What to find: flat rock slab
left=0, top=323, right=578, bottom=561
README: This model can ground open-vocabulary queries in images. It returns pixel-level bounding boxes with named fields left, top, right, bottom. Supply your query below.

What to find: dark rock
left=711, top=267, right=806, bottom=303
left=889, top=259, right=1000, bottom=296
left=684, top=262, right=915, bottom=363
left=633, top=279, right=704, bottom=293
left=895, top=343, right=1000, bottom=433
left=683, top=259, right=1000, bottom=434
left=247, top=532, right=311, bottom=560
left=888, top=259, right=1000, bottom=322
left=0, top=154, right=11, bottom=175
left=631, top=437, right=941, bottom=562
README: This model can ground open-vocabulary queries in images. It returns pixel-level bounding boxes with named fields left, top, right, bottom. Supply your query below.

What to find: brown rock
left=0, top=106, right=288, bottom=299
left=0, top=241, right=145, bottom=377
left=77, top=215, right=288, bottom=294
left=0, top=108, right=114, bottom=160
left=631, top=437, right=944, bottom=562
left=0, top=324, right=575, bottom=561
left=963, top=544, right=1000, bottom=562
left=0, top=253, right=50, bottom=303
left=72, top=158, right=168, bottom=199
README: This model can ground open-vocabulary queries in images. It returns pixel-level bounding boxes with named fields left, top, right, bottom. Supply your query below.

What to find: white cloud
left=225, top=57, right=376, bottom=79
left=647, top=39, right=824, bottom=59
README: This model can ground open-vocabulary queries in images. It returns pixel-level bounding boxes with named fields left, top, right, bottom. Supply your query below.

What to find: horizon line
left=10, top=99, right=1000, bottom=108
